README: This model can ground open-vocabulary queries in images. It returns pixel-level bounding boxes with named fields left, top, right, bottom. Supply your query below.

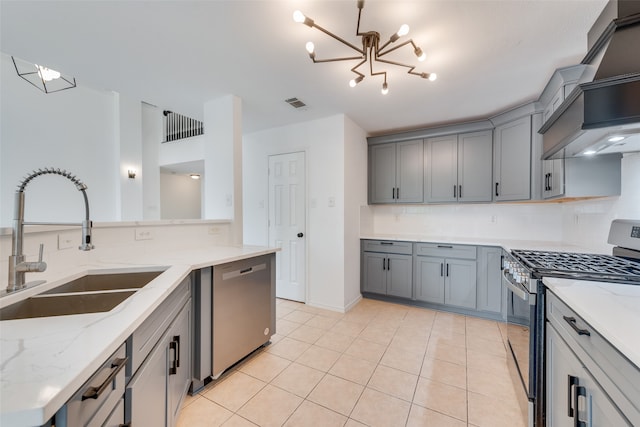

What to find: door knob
left=297, top=233, right=304, bottom=238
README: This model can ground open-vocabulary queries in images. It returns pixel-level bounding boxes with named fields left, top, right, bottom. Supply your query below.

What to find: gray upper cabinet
left=425, top=131, right=492, bottom=203
left=542, top=153, right=622, bottom=200
left=493, top=115, right=532, bottom=201
left=542, top=158, right=564, bottom=199
left=369, top=140, right=423, bottom=204
left=424, top=135, right=457, bottom=202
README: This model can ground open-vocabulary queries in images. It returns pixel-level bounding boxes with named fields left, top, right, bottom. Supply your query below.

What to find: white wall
left=160, top=173, right=202, bottom=219
left=343, top=116, right=368, bottom=309
left=243, top=114, right=365, bottom=312
left=1, top=53, right=119, bottom=227
left=561, top=152, right=640, bottom=252
left=141, top=102, right=162, bottom=220
left=117, top=94, right=144, bottom=220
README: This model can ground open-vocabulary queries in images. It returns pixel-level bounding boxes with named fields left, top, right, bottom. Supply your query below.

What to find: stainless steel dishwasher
left=212, top=254, right=275, bottom=379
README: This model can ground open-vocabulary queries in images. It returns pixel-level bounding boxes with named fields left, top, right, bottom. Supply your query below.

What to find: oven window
left=507, top=285, right=532, bottom=395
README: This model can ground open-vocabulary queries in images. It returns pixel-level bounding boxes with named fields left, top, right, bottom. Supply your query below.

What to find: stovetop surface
left=511, top=250, right=640, bottom=284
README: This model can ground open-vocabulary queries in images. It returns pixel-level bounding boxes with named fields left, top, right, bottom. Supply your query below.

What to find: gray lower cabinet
left=126, top=278, right=192, bottom=427
left=476, top=246, right=503, bottom=314
left=361, top=240, right=413, bottom=298
left=546, top=291, right=639, bottom=426
left=414, top=243, right=477, bottom=310
left=546, top=325, right=630, bottom=426
left=127, top=299, right=191, bottom=427
left=50, top=344, right=127, bottom=426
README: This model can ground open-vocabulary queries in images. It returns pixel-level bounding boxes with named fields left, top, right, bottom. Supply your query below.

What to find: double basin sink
left=0, top=270, right=164, bottom=321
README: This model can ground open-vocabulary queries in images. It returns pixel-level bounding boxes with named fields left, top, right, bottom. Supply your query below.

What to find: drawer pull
left=169, top=335, right=181, bottom=375
left=574, top=385, right=587, bottom=427
left=81, top=357, right=128, bottom=401
left=437, top=245, right=453, bottom=249
left=240, top=267, right=253, bottom=274
left=563, top=316, right=591, bottom=336
left=380, top=242, right=394, bottom=245
left=567, top=375, right=578, bottom=417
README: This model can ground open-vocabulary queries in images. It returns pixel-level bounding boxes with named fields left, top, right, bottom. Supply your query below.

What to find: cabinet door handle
left=563, top=316, right=591, bottom=336
left=169, top=336, right=180, bottom=375
left=574, top=385, right=587, bottom=427
left=495, top=182, right=499, bottom=197
left=548, top=173, right=553, bottom=191
left=387, top=258, right=391, bottom=271
left=382, top=258, right=386, bottom=270
left=392, top=188, right=395, bottom=199
left=458, top=185, right=462, bottom=199
left=446, top=264, right=449, bottom=277
left=453, top=185, right=457, bottom=198
left=81, top=357, right=128, bottom=401
left=567, top=375, right=579, bottom=417
left=440, top=263, right=444, bottom=277
left=396, top=187, right=400, bottom=199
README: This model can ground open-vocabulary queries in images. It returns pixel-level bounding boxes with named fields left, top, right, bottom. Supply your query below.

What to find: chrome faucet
left=7, top=168, right=94, bottom=293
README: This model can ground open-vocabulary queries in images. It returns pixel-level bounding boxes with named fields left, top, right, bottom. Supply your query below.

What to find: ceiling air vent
left=285, top=97, right=307, bottom=109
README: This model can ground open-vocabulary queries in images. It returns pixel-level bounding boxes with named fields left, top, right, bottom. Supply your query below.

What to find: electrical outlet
left=58, top=233, right=75, bottom=250
left=490, top=215, right=497, bottom=223
left=135, top=229, right=154, bottom=241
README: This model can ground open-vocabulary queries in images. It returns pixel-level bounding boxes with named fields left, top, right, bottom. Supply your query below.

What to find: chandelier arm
left=375, top=57, right=424, bottom=78
left=311, top=56, right=365, bottom=63
left=351, top=58, right=368, bottom=78
left=356, top=5, right=364, bottom=36
left=312, top=22, right=365, bottom=54
left=377, top=39, right=416, bottom=57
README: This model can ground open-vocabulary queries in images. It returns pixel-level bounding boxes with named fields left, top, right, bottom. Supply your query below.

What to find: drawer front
left=63, top=343, right=127, bottom=426
left=129, top=276, right=191, bottom=376
left=362, top=240, right=413, bottom=255
left=415, top=243, right=477, bottom=259
left=546, top=291, right=640, bottom=423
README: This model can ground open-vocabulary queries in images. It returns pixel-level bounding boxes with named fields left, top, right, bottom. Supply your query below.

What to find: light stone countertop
left=0, top=244, right=278, bottom=427
left=543, top=277, right=640, bottom=370
left=360, top=233, right=607, bottom=254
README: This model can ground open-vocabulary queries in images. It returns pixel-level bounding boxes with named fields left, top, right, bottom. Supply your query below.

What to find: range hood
left=540, top=0, right=640, bottom=159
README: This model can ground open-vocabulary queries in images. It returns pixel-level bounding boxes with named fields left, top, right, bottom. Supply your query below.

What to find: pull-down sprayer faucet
left=7, top=168, right=94, bottom=293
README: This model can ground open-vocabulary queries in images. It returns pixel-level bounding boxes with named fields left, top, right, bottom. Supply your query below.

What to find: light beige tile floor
left=178, top=298, right=526, bottom=427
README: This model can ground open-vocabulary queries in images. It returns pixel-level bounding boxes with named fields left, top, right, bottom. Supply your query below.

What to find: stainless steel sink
left=41, top=271, right=164, bottom=294
left=0, top=270, right=165, bottom=321
left=0, top=291, right=136, bottom=321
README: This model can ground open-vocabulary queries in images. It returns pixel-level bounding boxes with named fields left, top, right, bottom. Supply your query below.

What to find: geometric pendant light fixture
left=11, top=56, right=76, bottom=94
left=293, top=0, right=436, bottom=95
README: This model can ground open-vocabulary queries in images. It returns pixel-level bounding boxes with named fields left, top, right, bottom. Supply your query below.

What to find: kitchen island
left=0, top=245, right=278, bottom=426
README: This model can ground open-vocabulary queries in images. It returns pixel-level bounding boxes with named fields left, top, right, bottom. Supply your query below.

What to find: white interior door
left=268, top=152, right=306, bottom=302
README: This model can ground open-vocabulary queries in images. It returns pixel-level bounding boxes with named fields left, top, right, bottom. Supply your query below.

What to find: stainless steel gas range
left=502, top=219, right=640, bottom=427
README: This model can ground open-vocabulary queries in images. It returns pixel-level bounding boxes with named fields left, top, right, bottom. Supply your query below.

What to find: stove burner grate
left=512, top=250, right=640, bottom=283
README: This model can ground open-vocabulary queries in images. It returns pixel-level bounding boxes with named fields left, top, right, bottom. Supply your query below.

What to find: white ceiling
left=0, top=0, right=608, bottom=136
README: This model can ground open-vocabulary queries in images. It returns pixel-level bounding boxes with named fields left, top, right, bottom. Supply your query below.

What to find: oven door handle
left=503, top=271, right=528, bottom=301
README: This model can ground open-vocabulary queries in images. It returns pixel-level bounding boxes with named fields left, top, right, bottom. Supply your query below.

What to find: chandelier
left=293, top=0, right=436, bottom=95
left=11, top=56, right=76, bottom=94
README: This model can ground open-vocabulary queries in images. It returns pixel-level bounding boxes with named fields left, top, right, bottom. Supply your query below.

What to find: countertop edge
left=0, top=245, right=278, bottom=426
